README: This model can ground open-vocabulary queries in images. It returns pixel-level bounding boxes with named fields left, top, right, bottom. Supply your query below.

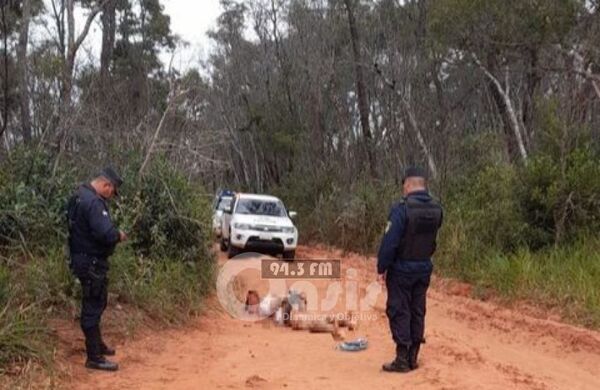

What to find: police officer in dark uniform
left=66, top=167, right=127, bottom=371
left=377, top=166, right=443, bottom=373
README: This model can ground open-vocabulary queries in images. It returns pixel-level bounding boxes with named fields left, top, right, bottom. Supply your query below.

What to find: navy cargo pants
left=385, top=270, right=431, bottom=347
left=70, top=254, right=109, bottom=359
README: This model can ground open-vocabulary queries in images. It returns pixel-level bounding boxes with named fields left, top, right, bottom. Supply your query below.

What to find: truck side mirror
left=289, top=211, right=297, bottom=219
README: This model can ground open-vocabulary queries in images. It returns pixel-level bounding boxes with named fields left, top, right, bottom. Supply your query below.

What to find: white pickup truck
left=220, top=193, right=298, bottom=260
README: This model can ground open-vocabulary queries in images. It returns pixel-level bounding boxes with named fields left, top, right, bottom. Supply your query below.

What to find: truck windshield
left=235, top=198, right=287, bottom=217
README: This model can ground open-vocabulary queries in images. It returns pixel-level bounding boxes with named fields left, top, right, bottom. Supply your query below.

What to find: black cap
left=402, top=166, right=427, bottom=183
left=100, top=167, right=123, bottom=194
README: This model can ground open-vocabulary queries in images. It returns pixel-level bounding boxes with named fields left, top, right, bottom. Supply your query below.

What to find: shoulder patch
left=393, top=197, right=407, bottom=208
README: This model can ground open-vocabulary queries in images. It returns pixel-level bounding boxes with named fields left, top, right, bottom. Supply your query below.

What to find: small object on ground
left=337, top=338, right=368, bottom=352
left=245, top=374, right=267, bottom=388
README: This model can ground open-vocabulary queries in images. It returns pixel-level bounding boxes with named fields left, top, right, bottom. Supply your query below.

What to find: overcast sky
left=161, top=0, right=222, bottom=68
left=41, top=0, right=224, bottom=70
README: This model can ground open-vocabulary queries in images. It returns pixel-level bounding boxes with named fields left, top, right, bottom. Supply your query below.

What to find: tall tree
left=17, top=0, right=32, bottom=143
left=62, top=0, right=106, bottom=106
left=100, top=0, right=116, bottom=81
left=343, top=0, right=377, bottom=178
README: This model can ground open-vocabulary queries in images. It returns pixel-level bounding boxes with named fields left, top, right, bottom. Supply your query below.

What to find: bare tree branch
left=472, top=54, right=529, bottom=163
left=374, top=63, right=439, bottom=179
left=139, top=82, right=190, bottom=177
left=71, top=0, right=110, bottom=58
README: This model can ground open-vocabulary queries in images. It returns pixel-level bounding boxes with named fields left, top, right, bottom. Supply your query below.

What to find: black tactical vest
left=398, top=196, right=443, bottom=260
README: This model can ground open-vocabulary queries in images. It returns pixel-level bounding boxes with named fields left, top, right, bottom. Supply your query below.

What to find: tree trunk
left=343, top=0, right=377, bottom=178
left=270, top=0, right=296, bottom=121
left=522, top=48, right=540, bottom=148
left=476, top=55, right=528, bottom=164
left=100, top=0, right=116, bottom=81
left=488, top=80, right=521, bottom=162
left=62, top=0, right=106, bottom=107
left=17, top=0, right=32, bottom=143
left=63, top=0, right=75, bottom=104
left=1, top=4, right=9, bottom=141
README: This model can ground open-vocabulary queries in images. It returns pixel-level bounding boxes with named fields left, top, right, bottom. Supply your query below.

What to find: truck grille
left=251, top=224, right=283, bottom=232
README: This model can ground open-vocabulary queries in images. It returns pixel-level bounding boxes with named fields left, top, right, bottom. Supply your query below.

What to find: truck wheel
left=220, top=238, right=228, bottom=252
left=283, top=250, right=295, bottom=261
left=228, top=244, right=240, bottom=259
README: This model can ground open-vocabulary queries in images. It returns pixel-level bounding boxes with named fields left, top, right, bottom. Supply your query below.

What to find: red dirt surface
left=59, top=245, right=600, bottom=390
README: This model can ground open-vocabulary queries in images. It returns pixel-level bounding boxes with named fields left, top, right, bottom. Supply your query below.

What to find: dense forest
left=1, top=0, right=600, bottom=378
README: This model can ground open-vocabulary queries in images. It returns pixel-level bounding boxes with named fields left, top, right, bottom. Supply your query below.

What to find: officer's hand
left=377, top=273, right=385, bottom=286
left=119, top=230, right=128, bottom=242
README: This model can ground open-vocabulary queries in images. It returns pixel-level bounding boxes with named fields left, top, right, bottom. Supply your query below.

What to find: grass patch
left=436, top=237, right=600, bottom=327
left=110, top=248, right=216, bottom=324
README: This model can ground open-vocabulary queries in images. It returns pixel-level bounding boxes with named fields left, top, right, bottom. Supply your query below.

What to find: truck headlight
left=234, top=223, right=251, bottom=230
left=282, top=227, right=295, bottom=234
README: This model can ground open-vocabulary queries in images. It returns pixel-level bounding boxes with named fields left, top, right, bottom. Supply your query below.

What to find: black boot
left=408, top=342, right=421, bottom=370
left=98, top=328, right=116, bottom=356
left=382, top=344, right=411, bottom=373
left=85, top=357, right=119, bottom=371
left=84, top=327, right=119, bottom=371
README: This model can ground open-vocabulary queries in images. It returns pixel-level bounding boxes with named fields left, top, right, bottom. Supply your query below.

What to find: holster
left=81, top=258, right=108, bottom=299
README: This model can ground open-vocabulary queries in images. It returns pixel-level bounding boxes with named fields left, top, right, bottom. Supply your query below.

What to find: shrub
left=116, top=158, right=214, bottom=264
left=441, top=163, right=529, bottom=254
left=0, top=148, right=76, bottom=256
left=518, top=146, right=600, bottom=246
left=0, top=150, right=215, bottom=371
left=274, top=171, right=400, bottom=253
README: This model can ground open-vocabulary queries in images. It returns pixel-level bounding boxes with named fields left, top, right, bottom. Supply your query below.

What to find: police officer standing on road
left=377, top=167, right=443, bottom=373
left=66, top=167, right=127, bottom=371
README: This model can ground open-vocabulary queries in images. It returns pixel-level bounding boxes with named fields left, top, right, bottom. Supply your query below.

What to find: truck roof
left=236, top=193, right=282, bottom=202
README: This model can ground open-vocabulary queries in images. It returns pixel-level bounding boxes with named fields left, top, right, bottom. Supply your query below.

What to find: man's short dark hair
left=402, top=166, right=427, bottom=184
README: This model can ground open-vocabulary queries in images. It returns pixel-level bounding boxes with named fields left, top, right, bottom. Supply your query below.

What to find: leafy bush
left=0, top=150, right=215, bottom=371
left=116, top=158, right=214, bottom=264
left=516, top=147, right=600, bottom=247
left=0, top=148, right=75, bottom=256
left=435, top=141, right=600, bottom=327
left=274, top=171, right=399, bottom=253
left=451, top=164, right=529, bottom=252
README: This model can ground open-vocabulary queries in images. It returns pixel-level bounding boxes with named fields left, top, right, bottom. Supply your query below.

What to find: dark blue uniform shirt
left=377, top=191, right=435, bottom=275
left=68, top=184, right=120, bottom=259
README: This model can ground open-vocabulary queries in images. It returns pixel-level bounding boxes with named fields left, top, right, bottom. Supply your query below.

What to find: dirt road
left=65, top=246, right=600, bottom=390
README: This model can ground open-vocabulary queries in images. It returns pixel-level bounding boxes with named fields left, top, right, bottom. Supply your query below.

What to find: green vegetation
left=0, top=151, right=215, bottom=374
left=2, top=0, right=600, bottom=383
left=279, top=126, right=600, bottom=328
